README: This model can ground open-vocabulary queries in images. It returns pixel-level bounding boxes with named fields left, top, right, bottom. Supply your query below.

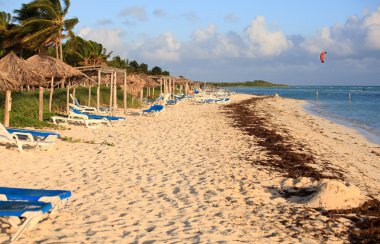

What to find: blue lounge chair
left=6, top=128, right=61, bottom=139
left=1, top=123, right=56, bottom=152
left=0, top=187, right=71, bottom=213
left=70, top=107, right=126, bottom=121
left=142, top=105, right=165, bottom=116
left=71, top=94, right=110, bottom=115
left=0, top=200, right=52, bottom=241
left=166, top=99, right=177, bottom=105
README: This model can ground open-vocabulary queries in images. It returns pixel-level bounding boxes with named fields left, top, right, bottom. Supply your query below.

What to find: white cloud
left=77, top=6, right=380, bottom=84
left=244, top=16, right=293, bottom=57
left=300, top=6, right=380, bottom=56
left=366, top=25, right=380, bottom=49
left=77, top=27, right=126, bottom=56
left=135, top=32, right=182, bottom=62
left=192, top=25, right=216, bottom=42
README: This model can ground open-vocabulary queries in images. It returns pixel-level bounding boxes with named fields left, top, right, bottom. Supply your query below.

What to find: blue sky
left=1, top=0, right=380, bottom=85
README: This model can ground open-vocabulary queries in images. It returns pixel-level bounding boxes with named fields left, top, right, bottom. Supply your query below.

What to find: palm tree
left=63, top=35, right=112, bottom=66
left=108, top=56, right=128, bottom=69
left=14, top=0, right=78, bottom=60
left=0, top=11, right=13, bottom=57
left=0, top=11, right=12, bottom=32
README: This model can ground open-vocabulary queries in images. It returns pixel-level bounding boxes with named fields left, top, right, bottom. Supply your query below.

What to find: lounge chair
left=142, top=104, right=165, bottom=116
left=166, top=99, right=177, bottom=106
left=6, top=128, right=60, bottom=139
left=70, top=107, right=125, bottom=121
left=51, top=115, right=111, bottom=128
left=197, top=97, right=231, bottom=104
left=0, top=123, right=56, bottom=152
left=0, top=200, right=52, bottom=242
left=70, top=94, right=110, bottom=115
left=0, top=187, right=71, bottom=215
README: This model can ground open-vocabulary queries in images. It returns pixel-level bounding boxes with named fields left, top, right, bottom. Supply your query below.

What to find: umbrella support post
left=39, top=87, right=44, bottom=122
left=4, top=90, right=11, bottom=127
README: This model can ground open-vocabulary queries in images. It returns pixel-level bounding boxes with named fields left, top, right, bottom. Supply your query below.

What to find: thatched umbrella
left=26, top=55, right=85, bottom=114
left=0, top=52, right=46, bottom=126
left=126, top=74, right=145, bottom=107
left=0, top=71, right=16, bottom=90
left=139, top=74, right=159, bottom=99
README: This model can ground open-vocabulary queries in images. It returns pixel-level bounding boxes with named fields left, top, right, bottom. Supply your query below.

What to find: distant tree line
left=0, top=0, right=170, bottom=76
left=211, top=80, right=287, bottom=87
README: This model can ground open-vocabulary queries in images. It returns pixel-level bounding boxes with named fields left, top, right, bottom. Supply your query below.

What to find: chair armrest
left=11, top=132, right=34, bottom=142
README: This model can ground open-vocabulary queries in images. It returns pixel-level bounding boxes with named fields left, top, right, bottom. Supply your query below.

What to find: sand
left=0, top=93, right=379, bottom=243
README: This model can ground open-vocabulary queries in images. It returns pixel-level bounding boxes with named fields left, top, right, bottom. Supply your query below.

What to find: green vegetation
left=0, top=0, right=171, bottom=75
left=211, top=80, right=287, bottom=87
left=0, top=86, right=160, bottom=128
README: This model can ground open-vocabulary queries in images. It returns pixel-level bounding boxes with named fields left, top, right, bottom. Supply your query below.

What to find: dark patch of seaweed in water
left=223, top=96, right=380, bottom=243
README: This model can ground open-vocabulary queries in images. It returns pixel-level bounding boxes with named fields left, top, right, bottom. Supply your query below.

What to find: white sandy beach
left=0, top=93, right=379, bottom=243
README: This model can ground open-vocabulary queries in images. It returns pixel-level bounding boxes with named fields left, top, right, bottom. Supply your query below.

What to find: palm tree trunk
left=55, top=42, right=59, bottom=59
left=59, top=37, right=63, bottom=61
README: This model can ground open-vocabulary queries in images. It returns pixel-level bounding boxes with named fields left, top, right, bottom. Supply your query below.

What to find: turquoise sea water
left=229, top=86, right=380, bottom=144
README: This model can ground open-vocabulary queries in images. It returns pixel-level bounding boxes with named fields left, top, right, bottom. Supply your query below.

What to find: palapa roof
left=127, top=74, right=145, bottom=97
left=26, top=55, right=84, bottom=79
left=140, top=74, right=160, bottom=88
left=174, top=76, right=192, bottom=86
left=0, top=71, right=17, bottom=91
left=0, top=52, right=46, bottom=87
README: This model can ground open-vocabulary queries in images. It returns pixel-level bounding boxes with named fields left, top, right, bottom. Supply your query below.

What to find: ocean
left=228, top=86, right=380, bottom=144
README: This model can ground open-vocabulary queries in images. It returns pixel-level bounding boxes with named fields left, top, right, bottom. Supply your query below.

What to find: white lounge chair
left=0, top=123, right=56, bottom=152
left=70, top=94, right=110, bottom=115
left=51, top=115, right=111, bottom=129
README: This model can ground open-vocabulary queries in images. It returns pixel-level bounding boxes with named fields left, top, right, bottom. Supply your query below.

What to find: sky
left=1, top=0, right=380, bottom=85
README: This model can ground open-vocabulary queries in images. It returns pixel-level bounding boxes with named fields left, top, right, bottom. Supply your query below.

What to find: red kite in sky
left=320, top=51, right=327, bottom=63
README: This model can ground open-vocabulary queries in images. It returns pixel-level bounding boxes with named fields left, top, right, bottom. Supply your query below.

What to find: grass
left=0, top=86, right=160, bottom=128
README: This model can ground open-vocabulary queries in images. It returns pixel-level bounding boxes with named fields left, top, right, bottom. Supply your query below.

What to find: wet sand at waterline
left=0, top=94, right=379, bottom=243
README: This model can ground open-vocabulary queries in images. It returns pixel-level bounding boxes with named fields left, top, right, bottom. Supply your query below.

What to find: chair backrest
left=0, top=123, right=12, bottom=140
left=70, top=94, right=81, bottom=107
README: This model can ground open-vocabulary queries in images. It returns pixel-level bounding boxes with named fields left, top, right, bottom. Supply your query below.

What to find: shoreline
left=304, top=101, right=380, bottom=145
left=1, top=93, right=379, bottom=242
left=228, top=86, right=380, bottom=146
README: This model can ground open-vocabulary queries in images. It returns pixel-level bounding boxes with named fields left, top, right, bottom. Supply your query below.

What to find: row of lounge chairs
left=193, top=89, right=233, bottom=104
left=51, top=96, right=126, bottom=128
left=0, top=187, right=72, bottom=242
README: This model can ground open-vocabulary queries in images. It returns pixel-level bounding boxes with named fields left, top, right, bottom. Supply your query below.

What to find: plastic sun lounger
left=70, top=107, right=125, bottom=121
left=6, top=128, right=61, bottom=139
left=142, top=105, right=165, bottom=116
left=51, top=115, right=111, bottom=128
left=166, top=99, right=177, bottom=106
left=0, top=200, right=52, bottom=242
left=70, top=94, right=110, bottom=115
left=0, top=123, right=56, bottom=152
left=0, top=187, right=71, bottom=215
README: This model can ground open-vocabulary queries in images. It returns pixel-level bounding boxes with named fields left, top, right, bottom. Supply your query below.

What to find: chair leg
left=11, top=215, right=42, bottom=242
